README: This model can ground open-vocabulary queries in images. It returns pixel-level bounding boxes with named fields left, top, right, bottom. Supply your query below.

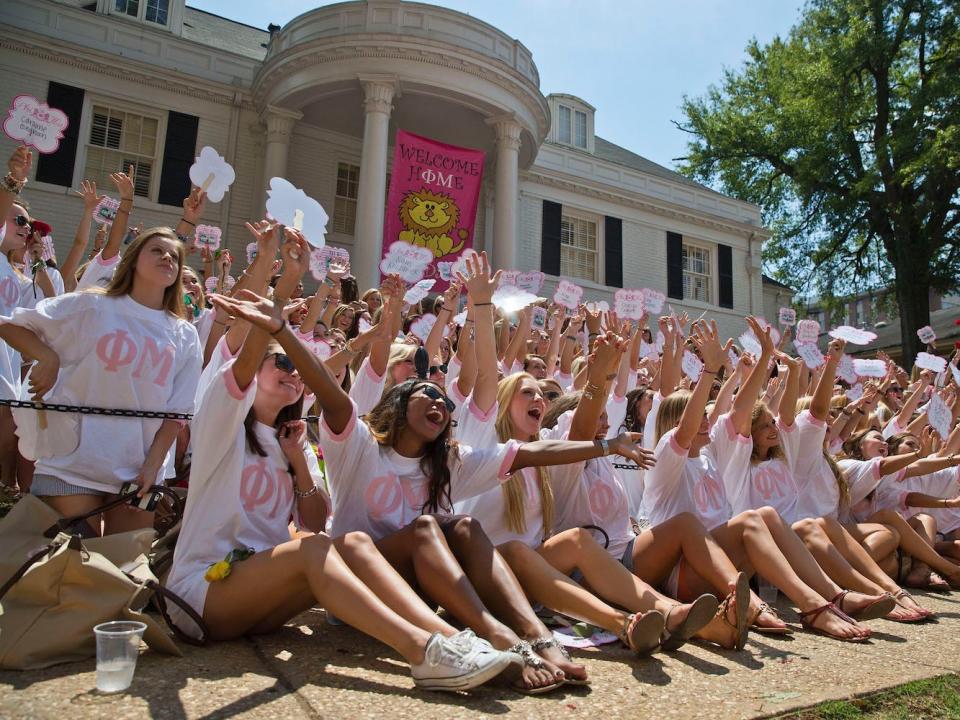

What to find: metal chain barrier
left=0, top=398, right=192, bottom=421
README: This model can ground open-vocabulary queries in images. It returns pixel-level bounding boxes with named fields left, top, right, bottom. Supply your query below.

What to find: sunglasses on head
left=416, top=384, right=456, bottom=413
left=273, top=353, right=296, bottom=374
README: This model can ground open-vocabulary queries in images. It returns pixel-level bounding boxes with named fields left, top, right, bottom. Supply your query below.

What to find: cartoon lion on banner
left=398, top=188, right=469, bottom=258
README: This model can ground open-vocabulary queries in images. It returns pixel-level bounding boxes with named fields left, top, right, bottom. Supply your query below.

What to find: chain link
left=0, top=398, right=192, bottom=420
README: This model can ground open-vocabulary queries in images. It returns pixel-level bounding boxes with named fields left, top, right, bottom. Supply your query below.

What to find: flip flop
left=660, top=594, right=719, bottom=651
left=621, top=610, right=665, bottom=656
left=717, top=572, right=751, bottom=650
left=506, top=640, right=564, bottom=695
left=530, top=637, right=590, bottom=687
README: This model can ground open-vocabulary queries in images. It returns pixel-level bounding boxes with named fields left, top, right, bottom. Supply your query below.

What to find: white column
left=260, top=105, right=302, bottom=209
left=486, top=115, right=522, bottom=270
left=353, top=77, right=398, bottom=292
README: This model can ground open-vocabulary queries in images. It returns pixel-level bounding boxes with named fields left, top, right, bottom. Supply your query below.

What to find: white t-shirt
left=0, top=254, right=25, bottom=400
left=882, top=417, right=904, bottom=440
left=350, top=356, right=386, bottom=416
left=77, top=251, right=120, bottom=291
left=166, top=360, right=326, bottom=638
left=193, top=307, right=214, bottom=352
left=875, top=466, right=960, bottom=522
left=839, top=458, right=901, bottom=523
left=731, top=419, right=802, bottom=524
left=7, top=293, right=200, bottom=493
left=792, top=411, right=842, bottom=520
left=319, top=402, right=521, bottom=540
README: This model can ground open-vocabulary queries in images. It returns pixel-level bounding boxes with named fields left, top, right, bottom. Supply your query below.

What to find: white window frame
left=558, top=105, right=572, bottom=145
left=559, top=208, right=602, bottom=284
left=681, top=241, right=714, bottom=305
left=333, top=161, right=360, bottom=236
left=76, top=95, right=166, bottom=203
left=110, top=0, right=172, bottom=27
left=574, top=109, right=587, bottom=149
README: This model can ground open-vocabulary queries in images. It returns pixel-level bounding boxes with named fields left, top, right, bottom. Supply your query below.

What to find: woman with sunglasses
left=169, top=234, right=513, bottom=692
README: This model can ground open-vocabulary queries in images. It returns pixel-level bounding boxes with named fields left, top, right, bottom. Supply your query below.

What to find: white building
left=0, top=0, right=770, bottom=339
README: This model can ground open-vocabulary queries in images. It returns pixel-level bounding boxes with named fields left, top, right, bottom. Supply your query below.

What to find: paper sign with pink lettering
left=498, top=270, right=520, bottom=287
left=916, top=352, right=947, bottom=373
left=266, top=178, right=328, bottom=247
left=410, top=313, right=438, bottom=341
left=492, top=284, right=538, bottom=313
left=779, top=307, right=797, bottom=326
left=246, top=242, right=258, bottom=265
left=642, top=288, right=666, bottom=315
left=382, top=130, right=485, bottom=290
left=3, top=95, right=68, bottom=154
left=437, top=249, right=478, bottom=283
left=189, top=146, right=235, bottom=203
left=308, top=338, right=332, bottom=361
left=796, top=342, right=825, bottom=369
left=94, top=197, right=119, bottom=226
left=380, top=241, right=434, bottom=283
left=614, top=289, right=645, bottom=320
left=194, top=224, right=221, bottom=251
left=836, top=354, right=858, bottom=384
left=585, top=300, right=609, bottom=314
left=927, top=394, right=952, bottom=439
left=403, top=279, right=435, bottom=305
left=796, top=319, right=820, bottom=344
left=553, top=280, right=583, bottom=310
left=682, top=350, right=704, bottom=381
left=453, top=310, right=467, bottom=327
left=829, top=326, right=877, bottom=345
left=917, top=326, right=937, bottom=344
left=852, top=358, right=886, bottom=377
left=39, top=236, right=55, bottom=262
left=516, top=271, right=545, bottom=295
left=204, top=276, right=218, bottom=294
left=846, top=383, right=864, bottom=402
left=531, top=306, right=547, bottom=330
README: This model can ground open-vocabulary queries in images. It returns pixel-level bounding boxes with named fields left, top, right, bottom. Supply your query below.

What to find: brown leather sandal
left=620, top=611, right=664, bottom=655
left=890, top=589, right=934, bottom=621
left=831, top=590, right=895, bottom=621
left=799, top=602, right=869, bottom=642
left=716, top=572, right=751, bottom=650
left=750, top=601, right=793, bottom=635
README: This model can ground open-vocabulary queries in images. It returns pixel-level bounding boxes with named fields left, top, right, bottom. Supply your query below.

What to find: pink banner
left=381, top=130, right=485, bottom=289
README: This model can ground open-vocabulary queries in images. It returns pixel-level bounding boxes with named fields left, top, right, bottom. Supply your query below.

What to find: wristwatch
left=598, top=438, right=610, bottom=457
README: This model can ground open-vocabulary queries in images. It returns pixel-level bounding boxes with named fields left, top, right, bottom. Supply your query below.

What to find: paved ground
left=3, top=591, right=960, bottom=720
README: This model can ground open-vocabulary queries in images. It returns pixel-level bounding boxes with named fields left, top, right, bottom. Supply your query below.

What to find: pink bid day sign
left=381, top=131, right=485, bottom=290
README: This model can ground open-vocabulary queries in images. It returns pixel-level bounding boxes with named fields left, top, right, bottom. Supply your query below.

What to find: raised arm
left=673, top=320, right=726, bottom=450
left=0, top=148, right=31, bottom=226
left=893, top=371, right=932, bottom=432
left=502, top=307, right=532, bottom=372
left=568, top=331, right=628, bottom=441
left=102, top=166, right=135, bottom=262
left=559, top=311, right=585, bottom=376
left=175, top=187, right=207, bottom=241
left=775, top=350, right=803, bottom=426
left=730, top=316, right=774, bottom=435
left=511, top=431, right=654, bottom=473
left=810, top=338, right=845, bottom=422
left=61, top=180, right=103, bottom=292
left=425, top=281, right=460, bottom=365
left=709, top=355, right=745, bottom=427
left=454, top=301, right=477, bottom=398
left=658, top=316, right=682, bottom=396
left=458, top=252, right=500, bottom=413
left=543, top=305, right=564, bottom=377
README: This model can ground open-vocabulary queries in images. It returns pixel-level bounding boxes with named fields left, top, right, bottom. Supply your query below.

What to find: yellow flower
left=204, top=560, right=232, bottom=582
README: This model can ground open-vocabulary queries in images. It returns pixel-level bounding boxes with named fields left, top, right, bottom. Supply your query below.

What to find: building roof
left=593, top=136, right=726, bottom=198
left=762, top=274, right=794, bottom=292
left=182, top=6, right=269, bottom=61
left=849, top=306, right=960, bottom=360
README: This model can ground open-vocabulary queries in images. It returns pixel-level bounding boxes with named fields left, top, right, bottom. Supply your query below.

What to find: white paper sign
left=245, top=242, right=258, bottom=265
left=498, top=270, right=520, bottom=287
left=516, top=271, right=545, bottom=295
left=852, top=358, right=887, bottom=378
left=553, top=280, right=583, bottom=310
left=916, top=352, right=947, bottom=373
left=796, top=319, right=820, bottom=344
left=836, top=354, right=858, bottom=384
left=266, top=178, right=328, bottom=247
left=453, top=310, right=467, bottom=327
left=917, top=326, right=937, bottom=344
left=189, top=146, right=236, bottom=203
left=779, top=307, right=797, bottom=326
left=829, top=325, right=877, bottom=345
left=796, top=342, right=825, bottom=369
left=94, top=197, right=119, bottom=226
left=531, top=307, right=547, bottom=330
left=927, top=394, right=952, bottom=439
left=308, top=338, right=332, bottom=361
left=194, top=224, right=221, bottom=251
left=403, top=279, right=435, bottom=305
left=614, top=289, right=645, bottom=321
left=739, top=332, right=762, bottom=357
left=436, top=249, right=478, bottom=283
left=846, top=383, right=864, bottom=402
left=492, top=284, right=538, bottom=313
left=682, top=350, right=704, bottom=382
left=2, top=95, right=68, bottom=154
left=204, top=276, right=218, bottom=294
left=642, top=288, right=666, bottom=315
left=410, top=313, right=438, bottom=341
left=380, top=241, right=433, bottom=283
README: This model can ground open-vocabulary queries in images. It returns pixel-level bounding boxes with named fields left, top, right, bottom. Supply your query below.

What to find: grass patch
left=775, top=674, right=960, bottom=719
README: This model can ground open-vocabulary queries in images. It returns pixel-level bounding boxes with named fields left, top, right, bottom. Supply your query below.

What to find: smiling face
left=525, top=356, right=548, bottom=380
left=508, top=376, right=546, bottom=438
left=405, top=383, right=451, bottom=441
left=257, top=351, right=304, bottom=407
left=3, top=203, right=30, bottom=254
left=690, top=411, right=711, bottom=453
left=335, top=307, right=356, bottom=331
left=181, top=267, right=202, bottom=304
left=751, top=405, right=780, bottom=457
left=135, top=235, right=181, bottom=290
left=859, top=430, right=889, bottom=458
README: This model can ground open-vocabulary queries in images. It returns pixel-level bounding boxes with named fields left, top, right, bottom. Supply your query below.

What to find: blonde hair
left=101, top=227, right=186, bottom=318
left=750, top=400, right=785, bottom=464
left=655, top=390, right=693, bottom=444
left=494, top=373, right=554, bottom=541
left=385, top=343, right=416, bottom=391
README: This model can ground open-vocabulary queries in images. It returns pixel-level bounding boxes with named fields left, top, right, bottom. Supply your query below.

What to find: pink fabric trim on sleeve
left=609, top=393, right=627, bottom=404
left=95, top=252, right=120, bottom=268
left=871, top=457, right=884, bottom=481
left=800, top=410, right=826, bottom=428
left=448, top=380, right=467, bottom=405
left=668, top=432, right=686, bottom=457
left=224, top=363, right=255, bottom=400
left=363, top=358, right=385, bottom=383
left=723, top=415, right=751, bottom=445
left=468, top=397, right=496, bottom=422
left=218, top=336, right=238, bottom=362
left=777, top=417, right=796, bottom=434
left=321, top=403, right=357, bottom=442
left=497, top=440, right=521, bottom=480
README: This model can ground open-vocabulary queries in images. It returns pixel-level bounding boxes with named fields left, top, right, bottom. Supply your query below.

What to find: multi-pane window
left=84, top=105, right=158, bottom=199
left=560, top=215, right=598, bottom=283
left=682, top=243, right=712, bottom=303
left=558, top=106, right=571, bottom=145
left=115, top=0, right=169, bottom=25
left=333, top=163, right=360, bottom=235
left=558, top=105, right=588, bottom=149
left=574, top=110, right=587, bottom=148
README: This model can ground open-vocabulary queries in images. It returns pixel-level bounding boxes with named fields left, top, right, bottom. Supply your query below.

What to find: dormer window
left=113, top=0, right=170, bottom=26
left=558, top=105, right=587, bottom=149
left=547, top=94, right=595, bottom=152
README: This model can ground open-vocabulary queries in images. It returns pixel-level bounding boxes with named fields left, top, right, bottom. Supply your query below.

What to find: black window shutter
left=540, top=200, right=562, bottom=276
left=35, top=82, right=85, bottom=186
left=666, top=231, right=683, bottom=299
left=718, top=243, right=733, bottom=308
left=604, top=216, right=623, bottom=288
left=157, top=111, right=199, bottom=206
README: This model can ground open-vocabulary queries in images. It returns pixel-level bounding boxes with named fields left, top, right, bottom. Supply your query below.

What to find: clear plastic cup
left=93, top=621, right=146, bottom=693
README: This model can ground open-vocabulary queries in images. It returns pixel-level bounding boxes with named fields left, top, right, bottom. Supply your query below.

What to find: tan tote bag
left=0, top=493, right=207, bottom=670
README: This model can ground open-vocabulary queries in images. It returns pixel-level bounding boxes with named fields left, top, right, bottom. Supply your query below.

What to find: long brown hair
left=749, top=400, right=785, bottom=464
left=494, top=373, right=554, bottom=541
left=365, top=379, right=458, bottom=514
left=101, top=227, right=186, bottom=318
left=244, top=342, right=305, bottom=457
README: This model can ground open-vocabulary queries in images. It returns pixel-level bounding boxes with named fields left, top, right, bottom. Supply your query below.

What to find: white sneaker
left=412, top=632, right=514, bottom=691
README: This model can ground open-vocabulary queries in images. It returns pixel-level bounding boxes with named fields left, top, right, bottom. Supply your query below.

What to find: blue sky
left=191, top=0, right=803, bottom=171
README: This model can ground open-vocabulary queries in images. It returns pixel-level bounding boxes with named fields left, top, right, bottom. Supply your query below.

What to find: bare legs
left=867, top=509, right=960, bottom=585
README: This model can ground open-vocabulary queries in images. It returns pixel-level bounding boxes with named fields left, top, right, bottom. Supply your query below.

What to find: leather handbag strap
left=580, top=524, right=610, bottom=549
left=134, top=576, right=209, bottom=646
left=43, top=486, right=181, bottom=538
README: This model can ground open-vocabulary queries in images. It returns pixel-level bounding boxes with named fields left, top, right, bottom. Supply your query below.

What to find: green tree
left=678, top=0, right=960, bottom=363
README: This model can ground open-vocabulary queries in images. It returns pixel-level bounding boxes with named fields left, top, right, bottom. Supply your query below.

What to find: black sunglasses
left=273, top=353, right=296, bottom=374
left=14, top=215, right=28, bottom=227
left=416, top=384, right=456, bottom=413
left=544, top=391, right=561, bottom=401
left=429, top=364, right=448, bottom=376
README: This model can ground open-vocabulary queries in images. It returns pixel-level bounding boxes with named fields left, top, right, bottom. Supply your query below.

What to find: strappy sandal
left=750, top=601, right=793, bottom=635
left=619, top=610, right=665, bottom=656
left=890, top=590, right=934, bottom=622
left=831, top=590, right=896, bottom=622
left=927, top=572, right=951, bottom=592
left=798, top=603, right=869, bottom=643
left=660, top=594, right=718, bottom=651
left=506, top=640, right=564, bottom=695
left=716, top=572, right=751, bottom=650
left=530, top=637, right=590, bottom=686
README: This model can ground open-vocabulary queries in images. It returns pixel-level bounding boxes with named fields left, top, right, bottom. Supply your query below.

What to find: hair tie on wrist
left=180, top=218, right=196, bottom=227
left=473, top=302, right=493, bottom=307
left=270, top=319, right=287, bottom=336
